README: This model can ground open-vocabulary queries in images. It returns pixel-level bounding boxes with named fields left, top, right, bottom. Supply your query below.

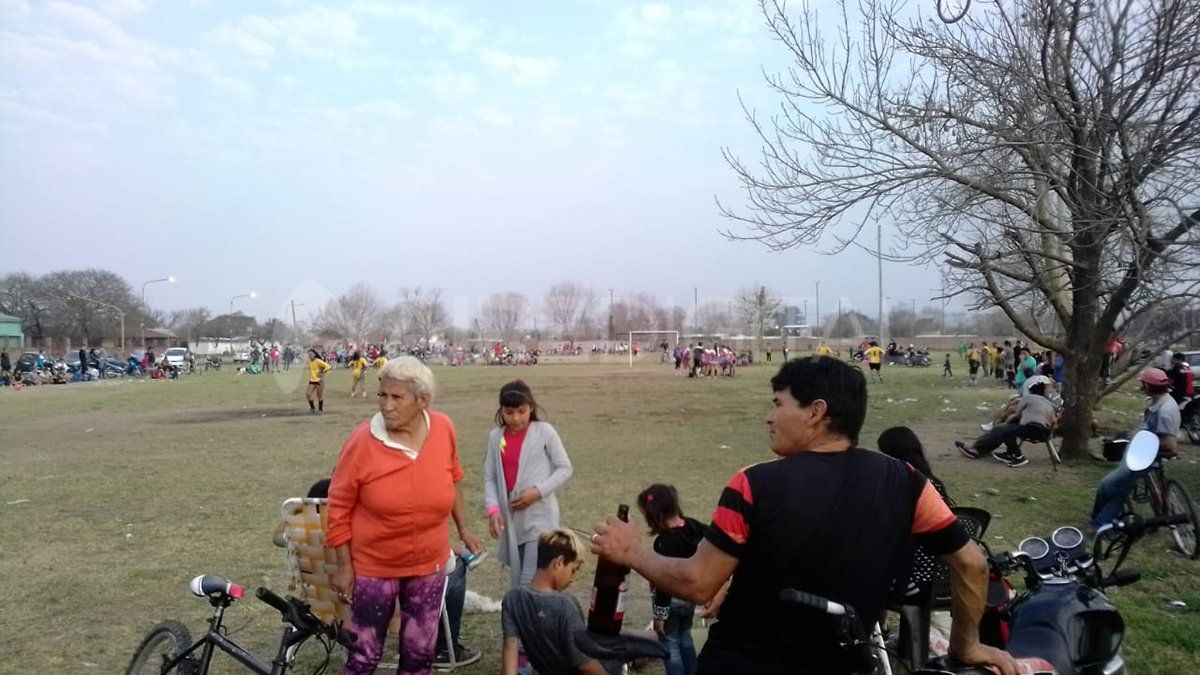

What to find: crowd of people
left=305, top=355, right=1029, bottom=675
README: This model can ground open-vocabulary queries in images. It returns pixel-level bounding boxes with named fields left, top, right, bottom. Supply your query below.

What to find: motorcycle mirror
left=1124, top=430, right=1159, bottom=472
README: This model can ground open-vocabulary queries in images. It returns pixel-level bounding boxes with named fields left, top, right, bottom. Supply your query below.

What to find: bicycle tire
left=1184, top=415, right=1200, bottom=445
left=125, top=620, right=196, bottom=675
left=1164, top=480, right=1200, bottom=560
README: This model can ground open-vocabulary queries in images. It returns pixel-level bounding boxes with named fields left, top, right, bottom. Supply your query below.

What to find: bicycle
left=1126, top=456, right=1200, bottom=559
left=126, top=574, right=355, bottom=675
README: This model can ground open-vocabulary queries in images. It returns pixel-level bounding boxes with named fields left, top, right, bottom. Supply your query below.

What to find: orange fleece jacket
left=326, top=410, right=464, bottom=577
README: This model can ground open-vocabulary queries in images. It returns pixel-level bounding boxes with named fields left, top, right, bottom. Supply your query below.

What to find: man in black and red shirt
left=592, top=357, right=1016, bottom=675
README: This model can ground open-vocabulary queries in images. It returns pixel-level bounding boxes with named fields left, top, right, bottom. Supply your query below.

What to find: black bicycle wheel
left=1165, top=480, right=1200, bottom=560
left=125, top=621, right=196, bottom=675
left=1184, top=415, right=1200, bottom=445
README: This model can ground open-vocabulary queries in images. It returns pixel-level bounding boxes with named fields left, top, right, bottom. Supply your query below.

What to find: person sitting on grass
left=501, top=528, right=619, bottom=675
left=955, top=381, right=1057, bottom=467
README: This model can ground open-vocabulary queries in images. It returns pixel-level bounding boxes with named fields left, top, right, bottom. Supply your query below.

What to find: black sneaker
left=991, top=449, right=1016, bottom=463
left=955, top=441, right=980, bottom=459
left=1007, top=454, right=1029, bottom=468
left=433, top=645, right=481, bottom=670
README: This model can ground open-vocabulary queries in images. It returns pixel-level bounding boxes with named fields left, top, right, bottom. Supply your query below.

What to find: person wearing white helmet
left=1090, top=368, right=1181, bottom=527
left=955, top=379, right=1058, bottom=467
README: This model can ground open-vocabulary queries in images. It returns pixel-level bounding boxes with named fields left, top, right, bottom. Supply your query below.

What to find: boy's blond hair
left=536, top=527, right=583, bottom=568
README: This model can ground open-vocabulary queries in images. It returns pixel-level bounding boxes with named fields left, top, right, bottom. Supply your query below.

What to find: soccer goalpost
left=627, top=330, right=680, bottom=367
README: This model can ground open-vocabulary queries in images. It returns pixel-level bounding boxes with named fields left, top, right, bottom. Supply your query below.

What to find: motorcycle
left=205, top=354, right=222, bottom=371
left=1179, top=395, right=1200, bottom=444
left=917, top=431, right=1188, bottom=675
left=906, top=351, right=931, bottom=367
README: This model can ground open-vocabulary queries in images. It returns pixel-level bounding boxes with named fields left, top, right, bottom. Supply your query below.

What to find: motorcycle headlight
left=1051, top=526, right=1085, bottom=549
left=1018, top=536, right=1050, bottom=559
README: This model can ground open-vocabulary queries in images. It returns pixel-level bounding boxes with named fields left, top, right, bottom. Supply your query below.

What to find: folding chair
left=278, top=498, right=456, bottom=669
left=892, top=506, right=992, bottom=670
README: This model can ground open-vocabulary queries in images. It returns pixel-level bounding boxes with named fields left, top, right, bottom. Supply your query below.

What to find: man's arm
left=501, top=637, right=519, bottom=675
left=942, top=542, right=1018, bottom=675
left=577, top=659, right=609, bottom=675
left=593, top=518, right=737, bottom=605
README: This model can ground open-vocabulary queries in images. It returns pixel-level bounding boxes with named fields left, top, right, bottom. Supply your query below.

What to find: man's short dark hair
left=1028, top=382, right=1046, bottom=397
left=770, top=356, right=867, bottom=445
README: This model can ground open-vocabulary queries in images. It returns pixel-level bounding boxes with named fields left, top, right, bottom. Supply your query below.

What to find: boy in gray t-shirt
left=501, top=529, right=619, bottom=675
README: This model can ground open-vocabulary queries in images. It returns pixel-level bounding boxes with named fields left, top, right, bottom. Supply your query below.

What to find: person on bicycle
left=1167, top=353, right=1198, bottom=425
left=1090, top=368, right=1182, bottom=528
left=591, top=357, right=1017, bottom=675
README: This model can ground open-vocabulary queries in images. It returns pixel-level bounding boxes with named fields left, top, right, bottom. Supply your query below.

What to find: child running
left=864, top=341, right=885, bottom=382
left=347, top=350, right=369, bottom=398
left=305, top=348, right=331, bottom=414
left=500, top=529, right=618, bottom=675
left=637, top=484, right=705, bottom=675
left=484, top=380, right=575, bottom=588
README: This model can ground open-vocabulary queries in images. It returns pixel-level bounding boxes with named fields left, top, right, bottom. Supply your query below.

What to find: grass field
left=1, top=359, right=1198, bottom=674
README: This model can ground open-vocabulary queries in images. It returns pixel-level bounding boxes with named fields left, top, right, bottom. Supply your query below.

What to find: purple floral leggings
left=342, top=572, right=445, bottom=675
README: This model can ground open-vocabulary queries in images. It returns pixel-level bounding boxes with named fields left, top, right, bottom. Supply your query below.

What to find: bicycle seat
left=573, top=629, right=668, bottom=662
left=189, top=574, right=245, bottom=600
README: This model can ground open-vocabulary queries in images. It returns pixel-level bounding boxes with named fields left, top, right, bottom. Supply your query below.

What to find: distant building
left=0, top=313, right=24, bottom=352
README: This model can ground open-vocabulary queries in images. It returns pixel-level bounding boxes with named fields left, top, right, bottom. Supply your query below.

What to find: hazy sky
left=0, top=0, right=946, bottom=326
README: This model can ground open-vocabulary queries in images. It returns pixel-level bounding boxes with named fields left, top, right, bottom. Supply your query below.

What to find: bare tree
left=695, top=301, right=731, bottom=335
left=169, top=307, right=212, bottom=345
left=542, top=281, right=597, bottom=345
left=738, top=285, right=782, bottom=356
left=311, top=283, right=382, bottom=343
left=479, top=292, right=529, bottom=343
left=40, top=269, right=139, bottom=345
left=400, top=287, right=449, bottom=344
left=722, top=0, right=1200, bottom=457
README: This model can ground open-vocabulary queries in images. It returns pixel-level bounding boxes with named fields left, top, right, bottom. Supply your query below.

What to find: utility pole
left=693, top=287, right=698, bottom=336
left=911, top=298, right=916, bottom=337
left=290, top=300, right=306, bottom=342
left=877, top=224, right=884, bottom=340
left=837, top=299, right=843, bottom=337
left=607, top=288, right=614, bottom=341
left=814, top=281, right=821, bottom=338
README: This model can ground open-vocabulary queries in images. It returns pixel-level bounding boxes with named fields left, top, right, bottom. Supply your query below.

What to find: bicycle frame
left=162, top=595, right=310, bottom=675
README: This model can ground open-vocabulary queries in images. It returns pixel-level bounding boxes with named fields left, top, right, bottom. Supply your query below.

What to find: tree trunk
left=1059, top=347, right=1101, bottom=459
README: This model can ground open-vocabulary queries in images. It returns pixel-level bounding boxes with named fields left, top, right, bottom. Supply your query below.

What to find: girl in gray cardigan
left=484, top=380, right=574, bottom=588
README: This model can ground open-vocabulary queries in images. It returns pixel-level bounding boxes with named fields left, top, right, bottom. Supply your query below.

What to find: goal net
left=627, top=330, right=680, bottom=367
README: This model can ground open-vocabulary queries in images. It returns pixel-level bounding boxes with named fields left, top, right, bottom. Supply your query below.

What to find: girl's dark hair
left=352, top=350, right=361, bottom=361
left=307, top=348, right=319, bottom=359
left=494, top=379, right=543, bottom=426
left=637, top=484, right=683, bottom=535
left=877, top=426, right=937, bottom=481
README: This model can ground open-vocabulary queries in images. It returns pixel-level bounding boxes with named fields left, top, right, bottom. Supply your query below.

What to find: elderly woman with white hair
left=327, top=356, right=483, bottom=675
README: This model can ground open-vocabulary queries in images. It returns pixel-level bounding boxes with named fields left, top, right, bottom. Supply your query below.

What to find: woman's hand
left=488, top=512, right=504, bottom=539
left=331, top=561, right=354, bottom=604
left=460, top=528, right=484, bottom=555
left=652, top=619, right=666, bottom=639
left=699, top=579, right=731, bottom=619
left=509, top=487, right=541, bottom=511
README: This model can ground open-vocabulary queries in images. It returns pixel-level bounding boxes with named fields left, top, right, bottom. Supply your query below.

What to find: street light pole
left=693, top=287, right=698, bottom=335
left=140, top=275, right=175, bottom=350
left=290, top=300, right=306, bottom=342
left=814, top=281, right=821, bottom=338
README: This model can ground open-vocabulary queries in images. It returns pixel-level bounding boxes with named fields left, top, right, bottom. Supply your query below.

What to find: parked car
left=233, top=351, right=251, bottom=363
left=164, top=347, right=189, bottom=369
left=15, top=352, right=50, bottom=373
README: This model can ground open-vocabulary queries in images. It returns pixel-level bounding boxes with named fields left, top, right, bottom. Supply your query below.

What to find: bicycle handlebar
left=255, top=587, right=356, bottom=648
left=1113, top=512, right=1187, bottom=534
left=778, top=589, right=848, bottom=616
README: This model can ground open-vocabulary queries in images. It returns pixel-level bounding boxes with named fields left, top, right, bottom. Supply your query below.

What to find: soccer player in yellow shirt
left=306, top=348, right=332, bottom=414
left=864, top=341, right=885, bottom=383
left=347, top=350, right=369, bottom=398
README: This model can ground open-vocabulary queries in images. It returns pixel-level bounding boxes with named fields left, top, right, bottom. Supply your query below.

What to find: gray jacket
left=484, top=421, right=573, bottom=583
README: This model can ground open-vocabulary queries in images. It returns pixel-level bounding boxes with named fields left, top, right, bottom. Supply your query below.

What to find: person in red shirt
left=327, top=356, right=483, bottom=674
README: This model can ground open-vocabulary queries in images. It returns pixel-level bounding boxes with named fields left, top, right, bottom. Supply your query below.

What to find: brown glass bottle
left=587, top=504, right=631, bottom=635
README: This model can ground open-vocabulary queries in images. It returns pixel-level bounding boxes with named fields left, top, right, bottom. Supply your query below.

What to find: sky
left=0, top=0, right=948, bottom=327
